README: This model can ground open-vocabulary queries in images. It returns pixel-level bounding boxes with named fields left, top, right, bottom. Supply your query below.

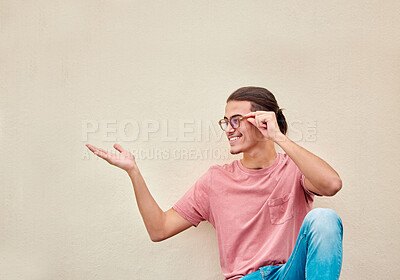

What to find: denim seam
left=281, top=231, right=307, bottom=280
left=335, top=238, right=343, bottom=280
left=337, top=219, right=344, bottom=280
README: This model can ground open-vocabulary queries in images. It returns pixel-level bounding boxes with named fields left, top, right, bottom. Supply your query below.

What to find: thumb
left=114, top=143, right=125, bottom=153
left=246, top=117, right=256, bottom=126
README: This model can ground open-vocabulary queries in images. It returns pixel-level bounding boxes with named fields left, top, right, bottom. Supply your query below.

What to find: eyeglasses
left=218, top=115, right=247, bottom=131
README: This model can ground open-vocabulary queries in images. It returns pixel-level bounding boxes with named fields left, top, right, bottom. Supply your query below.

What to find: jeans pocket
left=267, top=194, right=294, bottom=225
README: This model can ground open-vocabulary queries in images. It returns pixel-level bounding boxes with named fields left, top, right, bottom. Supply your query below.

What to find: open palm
left=86, top=143, right=137, bottom=172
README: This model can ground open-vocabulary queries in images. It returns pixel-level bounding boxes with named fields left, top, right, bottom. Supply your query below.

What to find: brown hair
left=227, top=86, right=288, bottom=135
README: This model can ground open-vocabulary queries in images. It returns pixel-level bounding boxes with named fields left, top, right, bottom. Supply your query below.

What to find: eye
left=219, top=119, right=228, bottom=131
left=231, top=117, right=240, bottom=128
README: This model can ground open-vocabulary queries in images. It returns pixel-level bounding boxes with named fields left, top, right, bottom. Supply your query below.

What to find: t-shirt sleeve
left=172, top=168, right=211, bottom=227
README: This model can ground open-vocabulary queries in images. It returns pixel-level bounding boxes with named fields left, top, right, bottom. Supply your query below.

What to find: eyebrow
left=223, top=114, right=243, bottom=119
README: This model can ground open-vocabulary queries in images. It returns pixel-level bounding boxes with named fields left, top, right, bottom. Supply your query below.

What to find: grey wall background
left=1, top=1, right=399, bottom=279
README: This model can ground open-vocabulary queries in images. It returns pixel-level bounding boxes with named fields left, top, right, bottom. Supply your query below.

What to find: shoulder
left=271, top=153, right=303, bottom=177
left=200, top=161, right=238, bottom=182
left=279, top=152, right=290, bottom=162
left=208, top=160, right=237, bottom=174
left=279, top=153, right=296, bottom=168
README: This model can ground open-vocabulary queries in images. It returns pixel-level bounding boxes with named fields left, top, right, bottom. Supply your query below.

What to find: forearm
left=275, top=134, right=342, bottom=195
left=127, top=166, right=165, bottom=241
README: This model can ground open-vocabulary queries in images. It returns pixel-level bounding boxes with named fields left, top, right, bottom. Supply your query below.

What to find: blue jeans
left=240, top=208, right=343, bottom=280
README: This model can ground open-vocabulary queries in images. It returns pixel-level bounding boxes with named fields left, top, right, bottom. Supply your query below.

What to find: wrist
left=273, top=132, right=288, bottom=144
left=126, top=165, right=139, bottom=176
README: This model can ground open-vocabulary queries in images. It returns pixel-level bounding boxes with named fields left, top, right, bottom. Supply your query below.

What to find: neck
left=240, top=141, right=277, bottom=170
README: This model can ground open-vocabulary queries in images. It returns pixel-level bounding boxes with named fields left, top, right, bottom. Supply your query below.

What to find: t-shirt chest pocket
left=267, top=194, right=294, bottom=225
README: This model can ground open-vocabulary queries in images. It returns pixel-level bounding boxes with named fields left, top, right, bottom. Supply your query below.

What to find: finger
left=256, top=117, right=261, bottom=128
left=113, top=143, right=125, bottom=153
left=94, top=150, right=113, bottom=161
left=243, top=112, right=256, bottom=118
left=85, top=143, right=96, bottom=152
left=246, top=118, right=256, bottom=126
left=256, top=110, right=273, bottom=114
left=261, top=119, right=269, bottom=129
left=86, top=144, right=108, bottom=154
left=256, top=116, right=269, bottom=129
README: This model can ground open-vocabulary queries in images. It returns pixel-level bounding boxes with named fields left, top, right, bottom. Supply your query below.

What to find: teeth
left=230, top=136, right=240, bottom=141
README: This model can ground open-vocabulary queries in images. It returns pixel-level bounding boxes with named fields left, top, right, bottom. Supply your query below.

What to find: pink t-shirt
left=172, top=152, right=317, bottom=280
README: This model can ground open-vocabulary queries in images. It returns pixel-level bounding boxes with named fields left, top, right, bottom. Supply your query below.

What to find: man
left=86, top=86, right=343, bottom=280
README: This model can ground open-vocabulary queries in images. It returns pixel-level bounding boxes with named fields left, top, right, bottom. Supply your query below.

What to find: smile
left=229, top=136, right=242, bottom=143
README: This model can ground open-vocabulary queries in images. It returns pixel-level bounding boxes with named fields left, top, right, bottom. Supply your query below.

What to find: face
left=223, top=100, right=265, bottom=155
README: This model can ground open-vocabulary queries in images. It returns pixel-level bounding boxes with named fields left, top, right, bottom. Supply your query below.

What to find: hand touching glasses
left=243, top=111, right=285, bottom=142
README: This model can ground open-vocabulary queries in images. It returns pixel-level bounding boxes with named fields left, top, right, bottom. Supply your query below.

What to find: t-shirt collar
left=236, top=153, right=281, bottom=175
